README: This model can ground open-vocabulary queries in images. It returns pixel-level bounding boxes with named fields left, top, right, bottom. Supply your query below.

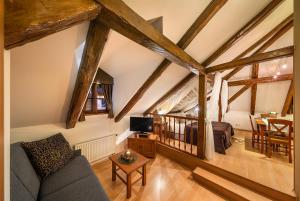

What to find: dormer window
left=85, top=83, right=108, bottom=114
left=81, top=68, right=114, bottom=119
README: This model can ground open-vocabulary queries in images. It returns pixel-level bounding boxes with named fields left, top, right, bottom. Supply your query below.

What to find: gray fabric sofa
left=11, top=143, right=110, bottom=201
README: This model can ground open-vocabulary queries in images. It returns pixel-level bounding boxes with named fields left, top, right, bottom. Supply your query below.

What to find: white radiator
left=74, top=134, right=116, bottom=163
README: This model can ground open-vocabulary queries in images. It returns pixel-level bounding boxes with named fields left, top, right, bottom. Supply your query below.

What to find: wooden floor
left=93, top=129, right=294, bottom=199
left=207, top=130, right=294, bottom=196
left=93, top=154, right=225, bottom=201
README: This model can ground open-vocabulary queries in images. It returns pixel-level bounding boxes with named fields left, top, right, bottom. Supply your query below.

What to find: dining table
left=255, top=115, right=293, bottom=154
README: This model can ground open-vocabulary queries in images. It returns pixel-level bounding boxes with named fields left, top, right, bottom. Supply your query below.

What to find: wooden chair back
left=267, top=118, right=293, bottom=163
left=267, top=119, right=293, bottom=138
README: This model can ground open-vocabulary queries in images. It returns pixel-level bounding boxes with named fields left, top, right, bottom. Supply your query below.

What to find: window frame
left=84, top=83, right=108, bottom=115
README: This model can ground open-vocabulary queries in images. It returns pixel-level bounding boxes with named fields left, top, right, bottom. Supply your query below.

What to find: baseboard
left=157, top=142, right=296, bottom=201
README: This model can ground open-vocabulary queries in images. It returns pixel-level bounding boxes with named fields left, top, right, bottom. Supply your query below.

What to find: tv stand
left=127, top=133, right=157, bottom=158
left=137, top=132, right=148, bottom=137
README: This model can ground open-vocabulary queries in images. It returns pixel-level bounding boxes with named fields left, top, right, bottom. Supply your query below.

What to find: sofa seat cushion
left=39, top=175, right=109, bottom=201
left=11, top=172, right=35, bottom=201
left=11, top=143, right=40, bottom=201
left=39, top=156, right=94, bottom=198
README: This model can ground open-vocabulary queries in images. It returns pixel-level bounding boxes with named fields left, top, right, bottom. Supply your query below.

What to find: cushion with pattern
left=21, top=133, right=74, bottom=178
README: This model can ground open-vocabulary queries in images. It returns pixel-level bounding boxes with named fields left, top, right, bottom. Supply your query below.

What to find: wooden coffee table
left=109, top=150, right=150, bottom=198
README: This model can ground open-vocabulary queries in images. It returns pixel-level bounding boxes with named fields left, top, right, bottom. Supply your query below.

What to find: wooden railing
left=148, top=113, right=199, bottom=156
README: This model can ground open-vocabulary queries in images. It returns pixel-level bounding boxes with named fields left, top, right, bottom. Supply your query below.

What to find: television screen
left=130, top=117, right=153, bottom=133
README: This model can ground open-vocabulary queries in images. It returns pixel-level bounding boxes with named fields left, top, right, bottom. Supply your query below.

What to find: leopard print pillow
left=21, top=133, right=74, bottom=178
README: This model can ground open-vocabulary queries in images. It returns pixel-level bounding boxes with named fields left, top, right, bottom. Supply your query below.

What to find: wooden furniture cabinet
left=128, top=133, right=157, bottom=158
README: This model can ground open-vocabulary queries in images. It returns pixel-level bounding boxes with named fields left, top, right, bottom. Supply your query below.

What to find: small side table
left=109, top=150, right=150, bottom=198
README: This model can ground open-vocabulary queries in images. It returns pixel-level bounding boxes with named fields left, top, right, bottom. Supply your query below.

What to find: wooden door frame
left=0, top=0, right=4, bottom=199
left=294, top=0, right=300, bottom=198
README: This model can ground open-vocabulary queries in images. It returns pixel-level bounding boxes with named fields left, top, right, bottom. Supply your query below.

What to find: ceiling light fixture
left=282, top=64, right=287, bottom=69
left=276, top=72, right=280, bottom=75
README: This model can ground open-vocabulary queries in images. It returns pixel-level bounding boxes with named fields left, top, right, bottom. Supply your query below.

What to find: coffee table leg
left=142, top=165, right=146, bottom=186
left=112, top=163, right=116, bottom=181
left=127, top=173, right=132, bottom=198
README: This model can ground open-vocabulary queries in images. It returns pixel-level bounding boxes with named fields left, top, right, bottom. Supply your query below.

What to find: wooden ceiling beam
left=206, top=46, right=294, bottom=73
left=147, top=16, right=163, bottom=33
left=95, top=0, right=206, bottom=74
left=228, top=84, right=253, bottom=104
left=66, top=20, right=110, bottom=129
left=228, top=74, right=293, bottom=86
left=223, top=14, right=293, bottom=80
left=249, top=19, right=293, bottom=114
left=5, top=0, right=101, bottom=49
left=143, top=0, right=282, bottom=115
left=202, top=0, right=283, bottom=66
left=282, top=80, right=294, bottom=116
left=113, top=0, right=227, bottom=122
left=226, top=16, right=292, bottom=113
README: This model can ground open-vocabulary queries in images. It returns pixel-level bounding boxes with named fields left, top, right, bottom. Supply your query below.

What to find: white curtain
left=205, top=72, right=222, bottom=160
left=221, top=80, right=229, bottom=121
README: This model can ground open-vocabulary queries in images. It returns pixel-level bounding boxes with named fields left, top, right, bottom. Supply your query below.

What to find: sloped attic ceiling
left=100, top=0, right=274, bottom=114
left=10, top=0, right=293, bottom=128
left=160, top=25, right=293, bottom=114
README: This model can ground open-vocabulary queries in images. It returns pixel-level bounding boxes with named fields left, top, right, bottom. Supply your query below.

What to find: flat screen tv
left=130, top=117, right=153, bottom=133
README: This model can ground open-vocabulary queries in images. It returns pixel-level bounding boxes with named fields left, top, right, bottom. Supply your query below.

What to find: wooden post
left=198, top=74, right=207, bottom=159
left=0, top=0, right=4, bottom=199
left=250, top=63, right=259, bottom=115
left=282, top=80, right=294, bottom=116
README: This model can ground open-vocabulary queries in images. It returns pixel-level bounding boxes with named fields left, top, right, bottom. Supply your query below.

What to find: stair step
left=193, top=167, right=272, bottom=201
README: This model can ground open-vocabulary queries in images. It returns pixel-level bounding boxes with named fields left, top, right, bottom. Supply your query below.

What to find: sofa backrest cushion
left=21, top=133, right=74, bottom=178
left=11, top=143, right=40, bottom=201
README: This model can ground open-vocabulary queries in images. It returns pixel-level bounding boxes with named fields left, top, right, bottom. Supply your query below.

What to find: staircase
left=193, top=167, right=272, bottom=201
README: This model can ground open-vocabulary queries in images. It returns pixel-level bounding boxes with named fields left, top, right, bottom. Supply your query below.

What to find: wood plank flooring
left=92, top=154, right=225, bottom=201
left=92, top=129, right=294, bottom=200
left=207, top=130, right=294, bottom=196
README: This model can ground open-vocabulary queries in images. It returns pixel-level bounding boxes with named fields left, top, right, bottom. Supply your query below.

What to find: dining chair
left=249, top=115, right=260, bottom=148
left=266, top=119, right=293, bottom=163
